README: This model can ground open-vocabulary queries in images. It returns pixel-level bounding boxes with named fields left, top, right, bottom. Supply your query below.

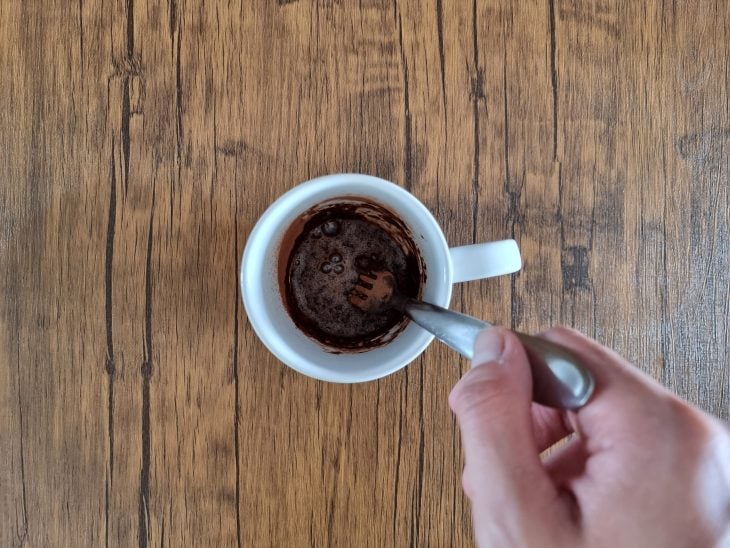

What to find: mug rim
left=241, top=173, right=454, bottom=382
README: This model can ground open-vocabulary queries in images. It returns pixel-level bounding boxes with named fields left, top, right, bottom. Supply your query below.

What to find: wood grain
left=1, top=0, right=728, bottom=546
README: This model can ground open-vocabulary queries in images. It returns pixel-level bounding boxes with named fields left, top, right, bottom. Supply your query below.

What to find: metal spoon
left=349, top=271, right=594, bottom=410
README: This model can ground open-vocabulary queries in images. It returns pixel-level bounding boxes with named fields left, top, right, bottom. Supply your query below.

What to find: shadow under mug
left=241, top=174, right=522, bottom=383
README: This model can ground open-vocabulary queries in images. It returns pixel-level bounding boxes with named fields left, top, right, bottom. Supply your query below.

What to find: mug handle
left=449, top=239, right=522, bottom=283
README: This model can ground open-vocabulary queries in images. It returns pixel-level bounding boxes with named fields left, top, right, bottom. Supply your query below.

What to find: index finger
left=539, top=327, right=671, bottom=449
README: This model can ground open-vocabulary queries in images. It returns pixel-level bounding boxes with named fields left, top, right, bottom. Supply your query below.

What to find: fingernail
left=472, top=328, right=506, bottom=367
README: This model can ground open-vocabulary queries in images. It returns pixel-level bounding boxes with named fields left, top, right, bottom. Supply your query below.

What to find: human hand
left=449, top=327, right=730, bottom=547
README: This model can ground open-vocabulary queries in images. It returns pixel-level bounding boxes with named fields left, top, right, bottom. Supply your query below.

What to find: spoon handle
left=403, top=300, right=594, bottom=410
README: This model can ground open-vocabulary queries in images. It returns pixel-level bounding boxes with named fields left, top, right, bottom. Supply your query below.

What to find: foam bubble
left=322, top=220, right=341, bottom=237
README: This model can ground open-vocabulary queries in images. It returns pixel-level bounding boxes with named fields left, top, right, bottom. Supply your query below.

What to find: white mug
left=241, top=174, right=522, bottom=383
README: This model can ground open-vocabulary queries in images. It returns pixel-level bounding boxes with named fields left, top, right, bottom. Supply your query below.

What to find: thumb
left=449, top=328, right=555, bottom=512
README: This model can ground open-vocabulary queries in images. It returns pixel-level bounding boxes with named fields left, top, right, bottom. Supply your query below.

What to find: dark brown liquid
left=281, top=202, right=422, bottom=351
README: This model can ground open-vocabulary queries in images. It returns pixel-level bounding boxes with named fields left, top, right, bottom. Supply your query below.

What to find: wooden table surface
left=2, top=1, right=728, bottom=546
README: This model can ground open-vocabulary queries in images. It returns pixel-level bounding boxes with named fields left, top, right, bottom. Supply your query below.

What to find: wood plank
left=0, top=0, right=727, bottom=546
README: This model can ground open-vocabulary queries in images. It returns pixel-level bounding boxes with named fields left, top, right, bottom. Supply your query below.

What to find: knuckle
left=664, top=395, right=712, bottom=439
left=620, top=393, right=695, bottom=448
left=461, top=469, right=474, bottom=500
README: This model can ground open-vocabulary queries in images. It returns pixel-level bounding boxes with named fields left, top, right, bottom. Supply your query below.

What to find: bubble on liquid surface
left=311, top=228, right=322, bottom=239
left=322, top=220, right=341, bottom=237
left=330, top=253, right=342, bottom=263
left=320, top=263, right=332, bottom=273
left=333, top=264, right=344, bottom=274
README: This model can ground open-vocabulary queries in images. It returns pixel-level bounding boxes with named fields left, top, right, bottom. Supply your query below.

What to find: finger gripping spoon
left=349, top=271, right=594, bottom=410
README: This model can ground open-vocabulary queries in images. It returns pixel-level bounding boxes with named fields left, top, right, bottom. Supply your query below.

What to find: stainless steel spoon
left=350, top=271, right=595, bottom=410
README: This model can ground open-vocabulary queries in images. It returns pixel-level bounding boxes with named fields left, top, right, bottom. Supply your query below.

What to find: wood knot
left=111, top=56, right=143, bottom=79
left=470, top=69, right=485, bottom=100
left=561, top=246, right=591, bottom=291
